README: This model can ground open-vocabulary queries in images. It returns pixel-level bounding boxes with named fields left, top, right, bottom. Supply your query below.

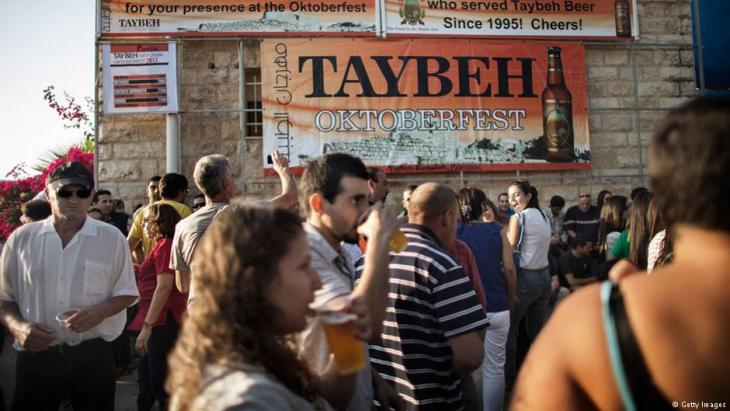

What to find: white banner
left=102, top=42, right=178, bottom=114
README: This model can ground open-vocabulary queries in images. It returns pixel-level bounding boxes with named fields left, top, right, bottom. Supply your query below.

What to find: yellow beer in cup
left=317, top=296, right=366, bottom=375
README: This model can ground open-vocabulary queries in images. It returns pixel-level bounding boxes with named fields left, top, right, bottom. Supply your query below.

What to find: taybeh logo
left=399, top=0, right=426, bottom=25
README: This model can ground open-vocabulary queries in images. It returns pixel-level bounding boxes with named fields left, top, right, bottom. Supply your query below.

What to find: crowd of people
left=1, top=95, right=729, bottom=411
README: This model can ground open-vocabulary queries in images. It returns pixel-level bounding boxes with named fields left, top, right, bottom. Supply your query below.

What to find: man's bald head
left=409, top=183, right=458, bottom=224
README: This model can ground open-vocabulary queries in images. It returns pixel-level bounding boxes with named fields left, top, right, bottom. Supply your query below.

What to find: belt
left=45, top=338, right=108, bottom=354
left=520, top=266, right=549, bottom=273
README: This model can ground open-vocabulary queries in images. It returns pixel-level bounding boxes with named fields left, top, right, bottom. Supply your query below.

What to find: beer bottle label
left=544, top=100, right=573, bottom=150
left=616, top=4, right=630, bottom=36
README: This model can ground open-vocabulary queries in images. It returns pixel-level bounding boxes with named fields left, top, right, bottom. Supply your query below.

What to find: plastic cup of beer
left=55, top=308, right=82, bottom=345
left=317, top=295, right=366, bottom=375
left=358, top=206, right=408, bottom=253
left=55, top=309, right=80, bottom=327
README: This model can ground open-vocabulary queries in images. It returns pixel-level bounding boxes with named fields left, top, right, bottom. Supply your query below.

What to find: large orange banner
left=100, top=0, right=377, bottom=37
left=261, top=38, right=590, bottom=173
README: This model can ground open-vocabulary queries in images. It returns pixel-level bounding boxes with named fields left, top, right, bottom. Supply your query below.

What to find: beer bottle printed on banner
left=615, top=0, right=632, bottom=37
left=542, top=46, right=575, bottom=163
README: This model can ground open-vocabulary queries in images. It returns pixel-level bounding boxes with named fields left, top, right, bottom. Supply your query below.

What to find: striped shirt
left=563, top=205, right=600, bottom=243
left=357, top=224, right=488, bottom=410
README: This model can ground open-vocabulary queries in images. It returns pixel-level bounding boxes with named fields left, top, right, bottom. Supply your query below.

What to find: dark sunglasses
left=57, top=188, right=92, bottom=199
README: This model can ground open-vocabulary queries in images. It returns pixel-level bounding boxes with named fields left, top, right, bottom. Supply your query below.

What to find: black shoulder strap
left=608, top=284, right=675, bottom=410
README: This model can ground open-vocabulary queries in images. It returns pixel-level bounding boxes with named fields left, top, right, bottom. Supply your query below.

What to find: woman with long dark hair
left=504, top=180, right=551, bottom=390
left=627, top=191, right=652, bottom=269
left=167, top=205, right=326, bottom=411
left=457, top=187, right=517, bottom=411
left=596, top=190, right=612, bottom=212
left=597, top=195, right=628, bottom=261
left=129, top=203, right=187, bottom=411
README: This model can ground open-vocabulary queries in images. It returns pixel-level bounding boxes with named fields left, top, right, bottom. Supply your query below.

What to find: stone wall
left=98, top=0, right=694, bottom=212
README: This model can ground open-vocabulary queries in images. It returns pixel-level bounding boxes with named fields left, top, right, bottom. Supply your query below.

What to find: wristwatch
left=143, top=320, right=154, bottom=328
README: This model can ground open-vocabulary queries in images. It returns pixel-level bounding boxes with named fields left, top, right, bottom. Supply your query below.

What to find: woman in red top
left=129, top=203, right=187, bottom=411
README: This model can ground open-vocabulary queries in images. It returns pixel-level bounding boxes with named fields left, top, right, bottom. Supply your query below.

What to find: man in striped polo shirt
left=359, top=182, right=488, bottom=410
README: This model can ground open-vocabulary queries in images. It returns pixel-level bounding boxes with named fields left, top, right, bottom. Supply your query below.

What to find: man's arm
left=65, top=295, right=137, bottom=333
left=175, top=270, right=190, bottom=293
left=565, top=274, right=597, bottom=288
left=449, top=331, right=485, bottom=376
left=351, top=203, right=398, bottom=340
left=0, top=301, right=56, bottom=352
left=268, top=151, right=298, bottom=209
left=563, top=208, right=578, bottom=239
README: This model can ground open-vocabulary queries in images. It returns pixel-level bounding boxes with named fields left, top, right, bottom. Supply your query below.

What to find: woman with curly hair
left=128, top=203, right=187, bottom=411
left=166, top=205, right=326, bottom=411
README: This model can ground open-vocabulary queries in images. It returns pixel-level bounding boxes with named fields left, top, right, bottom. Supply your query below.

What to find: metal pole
left=94, top=0, right=101, bottom=185
left=630, top=44, right=644, bottom=183
left=166, top=114, right=180, bottom=172
left=693, top=0, right=706, bottom=90
left=238, top=39, right=248, bottom=194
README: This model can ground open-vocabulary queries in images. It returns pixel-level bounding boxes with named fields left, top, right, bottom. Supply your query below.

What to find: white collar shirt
left=0, top=216, right=139, bottom=350
left=301, top=224, right=373, bottom=411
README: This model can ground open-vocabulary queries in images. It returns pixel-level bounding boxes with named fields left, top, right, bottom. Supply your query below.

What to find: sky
left=0, top=1, right=95, bottom=179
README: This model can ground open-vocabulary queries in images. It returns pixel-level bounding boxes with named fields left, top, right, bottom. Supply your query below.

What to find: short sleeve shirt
left=299, top=224, right=373, bottom=411
left=0, top=216, right=139, bottom=350
left=361, top=224, right=489, bottom=410
left=129, top=200, right=192, bottom=258
left=129, top=238, right=188, bottom=331
left=558, top=252, right=596, bottom=280
left=170, top=203, right=228, bottom=273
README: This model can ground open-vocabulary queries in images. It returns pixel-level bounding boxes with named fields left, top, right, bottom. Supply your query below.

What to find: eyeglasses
left=57, top=188, right=92, bottom=199
left=578, top=194, right=591, bottom=199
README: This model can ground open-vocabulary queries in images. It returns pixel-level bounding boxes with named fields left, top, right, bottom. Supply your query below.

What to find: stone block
left=638, top=81, right=679, bottom=97
left=679, top=49, right=695, bottom=66
left=98, top=143, right=113, bottom=160
left=589, top=97, right=620, bottom=110
left=640, top=17, right=679, bottom=35
left=640, top=2, right=680, bottom=17
left=584, top=49, right=604, bottom=65
left=679, top=80, right=697, bottom=97
left=139, top=159, right=162, bottom=182
left=99, top=160, right=141, bottom=181
left=603, top=50, right=629, bottom=66
left=113, top=141, right=165, bottom=159
left=660, top=66, right=694, bottom=81
left=653, top=49, right=681, bottom=66
left=602, top=113, right=635, bottom=132
left=589, top=81, right=634, bottom=97
left=658, top=97, right=690, bottom=109
left=587, top=66, right=618, bottom=82
left=590, top=132, right=629, bottom=149
left=629, top=50, right=654, bottom=66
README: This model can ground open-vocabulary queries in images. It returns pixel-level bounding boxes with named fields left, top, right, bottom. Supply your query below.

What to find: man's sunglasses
left=57, top=188, right=92, bottom=199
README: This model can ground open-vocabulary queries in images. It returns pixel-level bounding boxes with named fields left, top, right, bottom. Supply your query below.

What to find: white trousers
left=482, top=310, right=510, bottom=411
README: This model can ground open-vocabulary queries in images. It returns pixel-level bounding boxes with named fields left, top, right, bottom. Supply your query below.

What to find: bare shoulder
left=511, top=284, right=622, bottom=411
left=619, top=266, right=730, bottom=402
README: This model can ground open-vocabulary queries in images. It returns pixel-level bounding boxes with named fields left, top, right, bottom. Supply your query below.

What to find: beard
left=342, top=230, right=359, bottom=244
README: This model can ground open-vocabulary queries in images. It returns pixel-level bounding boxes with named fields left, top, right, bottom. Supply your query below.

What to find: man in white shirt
left=0, top=161, right=139, bottom=411
left=299, top=153, right=401, bottom=410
